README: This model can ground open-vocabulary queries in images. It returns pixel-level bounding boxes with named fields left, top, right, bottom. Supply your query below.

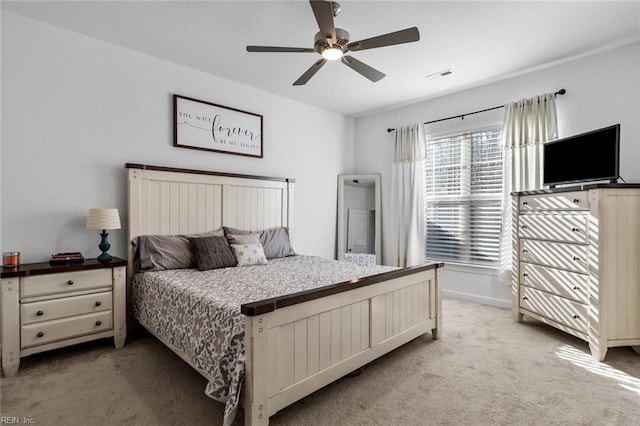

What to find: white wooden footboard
left=242, top=264, right=442, bottom=425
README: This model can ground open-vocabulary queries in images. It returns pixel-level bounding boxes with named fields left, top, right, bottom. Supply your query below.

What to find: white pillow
left=231, top=244, right=268, bottom=267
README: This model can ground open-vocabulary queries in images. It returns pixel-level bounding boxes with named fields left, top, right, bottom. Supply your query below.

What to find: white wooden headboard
left=125, top=163, right=295, bottom=277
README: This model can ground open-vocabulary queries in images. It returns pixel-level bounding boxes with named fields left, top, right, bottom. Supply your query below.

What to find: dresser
left=512, top=184, right=640, bottom=361
left=1, top=258, right=127, bottom=376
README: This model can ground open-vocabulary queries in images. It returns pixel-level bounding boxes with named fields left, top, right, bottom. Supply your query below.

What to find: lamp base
left=97, top=252, right=113, bottom=262
left=97, top=230, right=113, bottom=262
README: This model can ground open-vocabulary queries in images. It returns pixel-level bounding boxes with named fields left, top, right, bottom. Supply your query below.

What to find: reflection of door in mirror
left=337, top=174, right=381, bottom=264
left=347, top=208, right=374, bottom=253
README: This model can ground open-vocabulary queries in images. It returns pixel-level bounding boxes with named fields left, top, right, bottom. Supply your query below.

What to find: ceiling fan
left=246, top=0, right=420, bottom=86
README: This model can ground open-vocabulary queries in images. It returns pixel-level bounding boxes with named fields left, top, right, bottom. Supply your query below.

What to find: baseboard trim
left=443, top=289, right=511, bottom=309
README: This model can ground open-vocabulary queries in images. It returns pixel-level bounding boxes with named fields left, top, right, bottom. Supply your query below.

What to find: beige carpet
left=2, top=298, right=639, bottom=425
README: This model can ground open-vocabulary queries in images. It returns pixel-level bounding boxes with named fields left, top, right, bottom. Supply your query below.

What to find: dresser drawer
left=20, top=269, right=112, bottom=298
left=520, top=239, right=588, bottom=273
left=518, top=213, right=588, bottom=243
left=520, top=286, right=587, bottom=334
left=520, top=263, right=587, bottom=304
left=21, top=311, right=112, bottom=348
left=520, top=191, right=589, bottom=211
left=21, top=291, right=112, bottom=325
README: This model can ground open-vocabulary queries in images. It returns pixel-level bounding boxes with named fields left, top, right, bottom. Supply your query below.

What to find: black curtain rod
left=386, top=89, right=566, bottom=133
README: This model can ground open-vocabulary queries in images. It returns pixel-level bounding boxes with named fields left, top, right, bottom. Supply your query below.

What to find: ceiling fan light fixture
left=246, top=1, right=420, bottom=85
left=322, top=46, right=344, bottom=60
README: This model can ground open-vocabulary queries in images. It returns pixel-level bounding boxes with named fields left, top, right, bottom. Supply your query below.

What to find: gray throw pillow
left=223, top=226, right=252, bottom=236
left=260, top=227, right=296, bottom=259
left=188, top=235, right=237, bottom=270
left=227, top=233, right=260, bottom=245
left=132, top=229, right=224, bottom=271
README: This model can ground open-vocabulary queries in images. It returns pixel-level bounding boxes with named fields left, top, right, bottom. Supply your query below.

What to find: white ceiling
left=3, top=1, right=640, bottom=117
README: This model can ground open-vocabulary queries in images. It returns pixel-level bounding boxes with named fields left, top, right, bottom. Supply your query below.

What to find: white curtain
left=390, top=124, right=426, bottom=267
left=499, top=93, right=558, bottom=281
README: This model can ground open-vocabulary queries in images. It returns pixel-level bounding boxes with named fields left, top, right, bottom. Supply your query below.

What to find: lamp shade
left=86, top=208, right=121, bottom=230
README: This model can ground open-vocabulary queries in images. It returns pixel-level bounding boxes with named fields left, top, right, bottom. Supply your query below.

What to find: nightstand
left=1, top=257, right=127, bottom=377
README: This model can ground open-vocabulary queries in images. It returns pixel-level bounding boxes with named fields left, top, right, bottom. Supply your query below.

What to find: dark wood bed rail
left=125, top=163, right=295, bottom=183
left=241, top=261, right=443, bottom=316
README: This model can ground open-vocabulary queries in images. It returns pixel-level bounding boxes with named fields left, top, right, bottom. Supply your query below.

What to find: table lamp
left=86, top=208, right=121, bottom=262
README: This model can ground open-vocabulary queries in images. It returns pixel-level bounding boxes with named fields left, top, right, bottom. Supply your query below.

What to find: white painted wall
left=354, top=42, right=640, bottom=307
left=1, top=12, right=355, bottom=263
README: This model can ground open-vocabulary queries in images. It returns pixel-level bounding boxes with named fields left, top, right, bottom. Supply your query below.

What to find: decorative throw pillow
left=260, top=227, right=296, bottom=259
left=188, top=236, right=237, bottom=270
left=132, top=228, right=224, bottom=271
left=231, top=244, right=268, bottom=267
left=133, top=235, right=191, bottom=271
left=227, top=232, right=260, bottom=245
left=223, top=226, right=251, bottom=236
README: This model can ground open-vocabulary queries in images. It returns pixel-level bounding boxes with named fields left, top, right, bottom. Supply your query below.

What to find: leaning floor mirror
left=337, top=174, right=381, bottom=265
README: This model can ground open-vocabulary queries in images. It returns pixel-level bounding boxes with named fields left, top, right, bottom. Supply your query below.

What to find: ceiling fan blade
left=341, top=56, right=385, bottom=82
left=346, top=27, right=420, bottom=52
left=293, top=58, right=327, bottom=86
left=310, top=0, right=337, bottom=43
left=247, top=46, right=316, bottom=53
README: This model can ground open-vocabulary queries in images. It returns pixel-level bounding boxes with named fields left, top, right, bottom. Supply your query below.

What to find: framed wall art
left=173, top=94, right=263, bottom=158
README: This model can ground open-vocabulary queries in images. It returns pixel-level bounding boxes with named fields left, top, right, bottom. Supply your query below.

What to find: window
left=424, top=126, right=503, bottom=266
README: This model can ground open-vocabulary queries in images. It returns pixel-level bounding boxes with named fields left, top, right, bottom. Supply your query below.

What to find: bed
left=126, top=163, right=443, bottom=426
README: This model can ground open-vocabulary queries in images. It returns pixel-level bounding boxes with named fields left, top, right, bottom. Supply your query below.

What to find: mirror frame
left=337, top=174, right=382, bottom=264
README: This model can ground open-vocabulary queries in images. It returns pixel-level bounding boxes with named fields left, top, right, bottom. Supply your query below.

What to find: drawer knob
left=573, top=198, right=580, bottom=204
left=573, top=256, right=580, bottom=261
left=572, top=227, right=579, bottom=232
left=37, top=331, right=44, bottom=338
left=67, top=280, right=74, bottom=286
left=95, top=301, right=102, bottom=307
left=522, top=272, right=529, bottom=277
left=573, top=314, right=580, bottom=319
left=522, top=249, right=528, bottom=253
left=573, top=286, right=580, bottom=291
left=522, top=296, right=529, bottom=301
left=36, top=310, right=44, bottom=316
left=95, top=320, right=102, bottom=326
left=522, top=201, right=528, bottom=206
left=521, top=225, right=527, bottom=229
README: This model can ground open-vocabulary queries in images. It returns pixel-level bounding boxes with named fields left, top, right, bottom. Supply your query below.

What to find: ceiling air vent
left=426, top=69, right=453, bottom=80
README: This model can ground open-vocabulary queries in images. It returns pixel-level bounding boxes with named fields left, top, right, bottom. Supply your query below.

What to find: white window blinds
left=424, top=126, right=503, bottom=266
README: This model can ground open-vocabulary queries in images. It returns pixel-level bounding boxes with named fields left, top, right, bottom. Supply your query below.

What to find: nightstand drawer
left=20, top=269, right=112, bottom=298
left=21, top=311, right=112, bottom=348
left=21, top=291, right=112, bottom=325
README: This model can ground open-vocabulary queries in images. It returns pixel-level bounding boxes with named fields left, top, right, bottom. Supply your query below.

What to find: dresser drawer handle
left=573, top=314, right=580, bottom=319
left=95, top=301, right=102, bottom=307
left=522, top=202, right=528, bottom=206
left=572, top=256, right=580, bottom=261
left=37, top=331, right=44, bottom=338
left=522, top=272, right=529, bottom=277
left=572, top=227, right=579, bottom=232
left=522, top=296, right=528, bottom=301
left=573, top=286, right=580, bottom=291
left=572, top=198, right=580, bottom=204
left=95, top=320, right=102, bottom=326
left=522, top=249, right=528, bottom=253
left=521, top=225, right=527, bottom=230
left=36, top=310, right=44, bottom=316
left=67, top=280, right=74, bottom=286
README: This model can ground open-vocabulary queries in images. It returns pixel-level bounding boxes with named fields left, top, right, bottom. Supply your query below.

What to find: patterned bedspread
left=131, top=255, right=396, bottom=425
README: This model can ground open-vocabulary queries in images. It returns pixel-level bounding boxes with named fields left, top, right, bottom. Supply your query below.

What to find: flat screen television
left=543, top=124, right=620, bottom=187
